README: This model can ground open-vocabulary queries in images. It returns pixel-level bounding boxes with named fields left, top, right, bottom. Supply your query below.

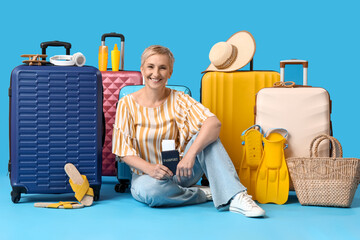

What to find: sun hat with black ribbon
left=202, top=31, right=256, bottom=73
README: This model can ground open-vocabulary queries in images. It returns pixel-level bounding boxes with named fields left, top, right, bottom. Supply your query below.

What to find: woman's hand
left=148, top=164, right=173, bottom=180
left=176, top=153, right=196, bottom=182
left=121, top=156, right=173, bottom=180
left=175, top=117, right=221, bottom=182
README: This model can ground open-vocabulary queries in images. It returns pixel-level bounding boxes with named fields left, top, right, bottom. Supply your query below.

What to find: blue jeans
left=130, top=134, right=246, bottom=209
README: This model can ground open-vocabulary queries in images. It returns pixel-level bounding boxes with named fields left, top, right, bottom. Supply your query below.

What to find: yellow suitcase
left=201, top=70, right=279, bottom=175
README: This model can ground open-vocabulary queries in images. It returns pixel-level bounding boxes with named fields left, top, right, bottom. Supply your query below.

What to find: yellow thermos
left=111, top=44, right=120, bottom=71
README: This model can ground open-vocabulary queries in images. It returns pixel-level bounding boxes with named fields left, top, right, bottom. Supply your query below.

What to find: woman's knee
left=131, top=177, right=170, bottom=207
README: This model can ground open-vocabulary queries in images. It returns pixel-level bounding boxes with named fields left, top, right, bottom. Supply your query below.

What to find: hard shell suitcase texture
left=100, top=33, right=142, bottom=176
left=201, top=62, right=279, bottom=174
left=9, top=41, right=103, bottom=203
left=114, top=85, right=191, bottom=193
left=255, top=60, right=332, bottom=158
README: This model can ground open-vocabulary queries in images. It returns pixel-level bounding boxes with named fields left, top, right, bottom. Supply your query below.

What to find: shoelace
left=239, top=193, right=258, bottom=208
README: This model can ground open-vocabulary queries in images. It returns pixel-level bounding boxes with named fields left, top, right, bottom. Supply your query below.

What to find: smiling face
left=141, top=54, right=172, bottom=90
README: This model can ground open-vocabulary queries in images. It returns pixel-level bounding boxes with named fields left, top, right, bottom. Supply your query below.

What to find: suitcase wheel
left=94, top=194, right=100, bottom=201
left=92, top=186, right=100, bottom=201
left=11, top=191, right=21, bottom=203
left=114, top=183, right=128, bottom=193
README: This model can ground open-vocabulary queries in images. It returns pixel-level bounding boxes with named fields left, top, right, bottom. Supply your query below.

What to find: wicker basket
left=286, top=135, right=360, bottom=207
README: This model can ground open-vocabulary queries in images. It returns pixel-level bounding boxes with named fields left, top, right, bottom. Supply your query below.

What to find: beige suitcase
left=255, top=60, right=332, bottom=159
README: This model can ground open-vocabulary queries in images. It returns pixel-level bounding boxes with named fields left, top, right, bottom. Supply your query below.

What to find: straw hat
left=203, top=31, right=256, bottom=73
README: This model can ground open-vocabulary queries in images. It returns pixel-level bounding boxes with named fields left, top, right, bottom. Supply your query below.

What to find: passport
left=161, top=150, right=180, bottom=175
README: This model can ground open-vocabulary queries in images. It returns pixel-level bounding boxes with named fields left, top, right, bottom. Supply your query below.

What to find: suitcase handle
left=40, top=41, right=72, bottom=60
left=101, top=33, right=125, bottom=70
left=280, top=59, right=308, bottom=85
left=101, top=33, right=125, bottom=42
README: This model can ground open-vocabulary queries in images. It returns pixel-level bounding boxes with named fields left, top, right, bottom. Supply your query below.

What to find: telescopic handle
left=101, top=33, right=125, bottom=42
left=41, top=41, right=71, bottom=60
left=280, top=59, right=308, bottom=85
left=101, top=32, right=125, bottom=70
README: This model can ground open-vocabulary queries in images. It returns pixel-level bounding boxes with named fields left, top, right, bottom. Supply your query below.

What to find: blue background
left=2, top=1, right=360, bottom=240
left=1, top=0, right=359, bottom=175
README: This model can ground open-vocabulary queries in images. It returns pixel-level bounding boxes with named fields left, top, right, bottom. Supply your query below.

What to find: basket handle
left=309, top=134, right=343, bottom=159
left=310, top=135, right=330, bottom=157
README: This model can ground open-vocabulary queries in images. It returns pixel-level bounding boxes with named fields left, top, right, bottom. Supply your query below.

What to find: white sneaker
left=194, top=185, right=212, bottom=201
left=229, top=191, right=265, bottom=217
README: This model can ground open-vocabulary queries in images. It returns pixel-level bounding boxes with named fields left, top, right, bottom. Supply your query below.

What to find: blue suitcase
left=114, top=85, right=191, bottom=193
left=9, top=41, right=103, bottom=203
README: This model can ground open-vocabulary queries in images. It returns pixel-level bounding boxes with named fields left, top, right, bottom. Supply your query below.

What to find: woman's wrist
left=123, top=156, right=153, bottom=175
left=142, top=162, right=154, bottom=175
left=184, top=149, right=198, bottom=160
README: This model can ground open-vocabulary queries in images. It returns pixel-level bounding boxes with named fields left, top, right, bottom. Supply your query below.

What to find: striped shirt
left=112, top=89, right=215, bottom=175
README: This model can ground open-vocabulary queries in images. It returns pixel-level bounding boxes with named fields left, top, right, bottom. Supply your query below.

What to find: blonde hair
left=141, top=45, right=175, bottom=72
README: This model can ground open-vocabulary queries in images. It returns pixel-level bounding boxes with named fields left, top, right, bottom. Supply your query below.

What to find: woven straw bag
left=286, top=134, right=360, bottom=207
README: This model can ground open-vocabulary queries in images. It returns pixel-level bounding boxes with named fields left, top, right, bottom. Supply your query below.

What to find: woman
left=112, top=45, right=265, bottom=217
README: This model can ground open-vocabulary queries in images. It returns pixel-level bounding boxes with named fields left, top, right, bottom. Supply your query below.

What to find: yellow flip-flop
left=65, top=163, right=94, bottom=206
left=34, top=201, right=84, bottom=209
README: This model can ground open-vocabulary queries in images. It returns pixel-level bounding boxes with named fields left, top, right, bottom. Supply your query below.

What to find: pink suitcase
left=100, top=33, right=142, bottom=175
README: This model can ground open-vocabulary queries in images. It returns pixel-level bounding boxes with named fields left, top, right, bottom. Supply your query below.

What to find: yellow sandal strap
left=69, top=175, right=94, bottom=202
left=47, top=201, right=78, bottom=209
